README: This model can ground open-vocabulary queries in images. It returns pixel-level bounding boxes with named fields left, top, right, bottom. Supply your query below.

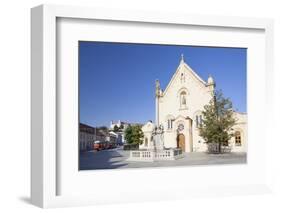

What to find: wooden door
left=177, top=134, right=185, bottom=152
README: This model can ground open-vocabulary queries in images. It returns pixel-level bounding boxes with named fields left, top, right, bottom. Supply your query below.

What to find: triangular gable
left=162, top=61, right=207, bottom=96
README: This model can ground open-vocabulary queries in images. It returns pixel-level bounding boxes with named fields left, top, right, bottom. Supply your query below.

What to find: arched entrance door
left=177, top=134, right=185, bottom=152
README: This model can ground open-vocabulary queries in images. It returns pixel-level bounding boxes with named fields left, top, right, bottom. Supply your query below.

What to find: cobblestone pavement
left=79, top=147, right=247, bottom=170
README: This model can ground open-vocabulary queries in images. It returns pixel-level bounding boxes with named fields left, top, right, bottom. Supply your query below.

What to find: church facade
left=140, top=55, right=247, bottom=153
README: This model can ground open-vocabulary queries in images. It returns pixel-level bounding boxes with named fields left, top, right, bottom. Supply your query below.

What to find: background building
left=109, top=120, right=143, bottom=144
left=79, top=123, right=106, bottom=151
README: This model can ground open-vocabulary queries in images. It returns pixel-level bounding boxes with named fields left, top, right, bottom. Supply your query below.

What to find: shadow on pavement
left=79, top=149, right=247, bottom=170
left=79, top=148, right=128, bottom=170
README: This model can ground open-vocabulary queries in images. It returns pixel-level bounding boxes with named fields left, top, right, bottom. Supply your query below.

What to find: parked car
left=104, top=141, right=111, bottom=149
left=93, top=141, right=106, bottom=151
left=94, top=140, right=117, bottom=151
left=107, top=141, right=117, bottom=149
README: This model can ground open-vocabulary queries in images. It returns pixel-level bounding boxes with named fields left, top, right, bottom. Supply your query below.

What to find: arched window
left=196, top=115, right=199, bottom=127
left=144, top=137, right=148, bottom=146
left=235, top=131, right=242, bottom=146
left=195, top=114, right=203, bottom=128
left=180, top=91, right=187, bottom=108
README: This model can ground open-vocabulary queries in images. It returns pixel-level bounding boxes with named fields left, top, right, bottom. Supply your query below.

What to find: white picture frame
left=31, top=4, right=274, bottom=208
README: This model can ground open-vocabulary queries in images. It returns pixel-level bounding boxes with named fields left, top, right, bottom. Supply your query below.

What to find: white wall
left=0, top=0, right=281, bottom=212
left=159, top=63, right=212, bottom=125
left=230, top=113, right=248, bottom=152
left=159, top=62, right=213, bottom=151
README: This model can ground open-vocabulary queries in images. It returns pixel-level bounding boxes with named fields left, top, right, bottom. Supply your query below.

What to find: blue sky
left=79, top=42, right=247, bottom=127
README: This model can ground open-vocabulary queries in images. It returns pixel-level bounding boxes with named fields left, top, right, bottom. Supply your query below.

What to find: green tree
left=98, top=126, right=108, bottom=134
left=199, top=90, right=236, bottom=153
left=124, top=125, right=144, bottom=145
left=99, top=126, right=108, bottom=131
left=119, top=124, right=124, bottom=130
left=113, top=125, right=119, bottom=132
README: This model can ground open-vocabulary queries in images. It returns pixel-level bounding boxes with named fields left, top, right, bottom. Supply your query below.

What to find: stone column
left=155, top=96, right=159, bottom=126
left=189, top=118, right=193, bottom=152
left=155, top=80, right=160, bottom=126
left=187, top=117, right=193, bottom=152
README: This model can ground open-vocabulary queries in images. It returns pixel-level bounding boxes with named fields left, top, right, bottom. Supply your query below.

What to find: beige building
left=140, top=55, right=247, bottom=153
left=79, top=123, right=106, bottom=151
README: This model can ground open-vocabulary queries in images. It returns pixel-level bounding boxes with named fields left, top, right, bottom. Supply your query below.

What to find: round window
left=178, top=124, right=184, bottom=131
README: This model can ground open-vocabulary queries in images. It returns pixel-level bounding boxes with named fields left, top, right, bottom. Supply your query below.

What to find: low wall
left=128, top=148, right=184, bottom=162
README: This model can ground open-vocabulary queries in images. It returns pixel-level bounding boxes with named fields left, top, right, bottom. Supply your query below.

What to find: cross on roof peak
left=180, top=54, right=185, bottom=63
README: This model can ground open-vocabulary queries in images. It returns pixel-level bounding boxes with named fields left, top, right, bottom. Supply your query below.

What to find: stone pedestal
left=128, top=124, right=184, bottom=162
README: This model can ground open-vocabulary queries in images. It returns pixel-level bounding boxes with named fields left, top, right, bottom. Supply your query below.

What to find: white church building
left=140, top=55, right=247, bottom=153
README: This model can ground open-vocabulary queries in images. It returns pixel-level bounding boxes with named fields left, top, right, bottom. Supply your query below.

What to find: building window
left=144, top=137, right=148, bottom=146
left=196, top=115, right=203, bottom=128
left=235, top=131, right=242, bottom=146
left=180, top=73, right=185, bottom=83
left=167, top=119, right=173, bottom=130
left=180, top=91, right=187, bottom=108
left=178, top=124, right=184, bottom=131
